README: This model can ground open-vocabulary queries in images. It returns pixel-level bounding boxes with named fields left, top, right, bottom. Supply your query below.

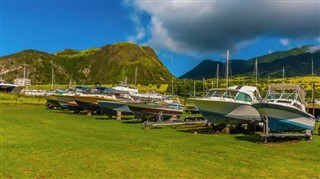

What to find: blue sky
left=1, top=0, right=319, bottom=77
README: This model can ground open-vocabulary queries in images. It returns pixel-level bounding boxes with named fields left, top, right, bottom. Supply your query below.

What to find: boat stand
left=261, top=116, right=313, bottom=143
left=143, top=119, right=207, bottom=129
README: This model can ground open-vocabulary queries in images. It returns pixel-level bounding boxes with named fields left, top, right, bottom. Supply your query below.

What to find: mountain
left=0, top=42, right=173, bottom=85
left=180, top=45, right=320, bottom=80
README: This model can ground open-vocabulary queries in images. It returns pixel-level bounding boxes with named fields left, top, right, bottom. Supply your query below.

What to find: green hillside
left=0, top=43, right=172, bottom=85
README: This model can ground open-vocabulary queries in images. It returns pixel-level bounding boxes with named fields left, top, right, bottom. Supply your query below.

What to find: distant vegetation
left=0, top=42, right=172, bottom=85
left=54, top=48, right=101, bottom=57
left=171, top=76, right=320, bottom=100
left=180, top=45, right=320, bottom=79
left=28, top=84, right=169, bottom=94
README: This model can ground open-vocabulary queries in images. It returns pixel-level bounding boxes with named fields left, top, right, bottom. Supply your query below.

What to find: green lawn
left=1, top=104, right=319, bottom=178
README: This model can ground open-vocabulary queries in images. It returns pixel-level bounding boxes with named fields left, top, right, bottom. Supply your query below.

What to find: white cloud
left=308, top=46, right=320, bottom=53
left=125, top=0, right=320, bottom=55
left=280, top=38, right=290, bottom=46
left=126, top=12, right=146, bottom=42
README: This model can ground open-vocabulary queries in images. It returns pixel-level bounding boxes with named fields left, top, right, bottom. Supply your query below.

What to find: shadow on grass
left=234, top=135, right=262, bottom=143
left=235, top=134, right=309, bottom=143
left=178, top=125, right=253, bottom=135
left=121, top=120, right=144, bottom=124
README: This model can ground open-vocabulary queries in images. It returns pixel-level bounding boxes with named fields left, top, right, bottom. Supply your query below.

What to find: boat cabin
left=264, top=84, right=306, bottom=111
left=206, top=86, right=261, bottom=103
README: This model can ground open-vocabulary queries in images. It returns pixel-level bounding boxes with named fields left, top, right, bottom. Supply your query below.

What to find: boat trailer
left=261, top=116, right=313, bottom=143
left=143, top=114, right=207, bottom=129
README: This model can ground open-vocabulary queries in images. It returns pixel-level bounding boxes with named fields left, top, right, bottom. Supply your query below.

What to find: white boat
left=252, top=84, right=315, bottom=132
left=129, top=91, right=163, bottom=102
left=190, top=86, right=261, bottom=124
left=112, top=77, right=138, bottom=93
left=112, top=85, right=138, bottom=93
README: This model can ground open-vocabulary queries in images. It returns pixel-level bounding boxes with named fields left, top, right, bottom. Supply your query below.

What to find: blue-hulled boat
left=0, top=80, right=17, bottom=92
left=97, top=100, right=133, bottom=115
left=252, top=84, right=315, bottom=132
left=190, top=86, right=261, bottom=125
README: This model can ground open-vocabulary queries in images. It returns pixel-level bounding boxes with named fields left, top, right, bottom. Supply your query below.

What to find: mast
left=23, top=64, right=26, bottom=87
left=254, top=58, right=258, bottom=87
left=171, top=55, right=174, bottom=95
left=194, top=81, right=196, bottom=97
left=69, top=74, right=73, bottom=89
left=124, top=76, right=127, bottom=85
left=0, top=61, right=3, bottom=81
left=23, top=64, right=26, bottom=79
left=312, top=59, right=315, bottom=117
left=203, top=77, right=205, bottom=96
left=134, top=66, right=138, bottom=86
left=216, top=64, right=219, bottom=88
left=226, top=50, right=229, bottom=88
left=51, top=67, right=54, bottom=90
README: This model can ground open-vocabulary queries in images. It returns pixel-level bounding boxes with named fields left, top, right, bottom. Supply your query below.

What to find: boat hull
left=56, top=96, right=82, bottom=111
left=97, top=100, right=132, bottom=114
left=253, top=103, right=315, bottom=132
left=190, top=99, right=261, bottom=124
left=0, top=84, right=17, bottom=92
left=127, top=103, right=183, bottom=119
left=46, top=99, right=62, bottom=109
left=75, top=100, right=102, bottom=112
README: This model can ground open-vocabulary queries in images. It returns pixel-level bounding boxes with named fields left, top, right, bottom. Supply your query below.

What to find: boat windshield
left=223, top=91, right=238, bottom=99
left=206, top=90, right=238, bottom=99
left=206, top=90, right=225, bottom=97
left=235, top=92, right=252, bottom=102
left=267, top=92, right=282, bottom=99
left=267, top=92, right=295, bottom=100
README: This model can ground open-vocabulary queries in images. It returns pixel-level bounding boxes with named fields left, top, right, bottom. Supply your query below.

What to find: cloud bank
left=126, top=0, right=320, bottom=55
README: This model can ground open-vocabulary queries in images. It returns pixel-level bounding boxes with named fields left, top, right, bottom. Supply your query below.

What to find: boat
left=190, top=86, right=261, bottom=124
left=185, top=105, right=200, bottom=114
left=128, top=92, right=163, bottom=103
left=252, top=84, right=316, bottom=132
left=0, top=80, right=17, bottom=92
left=112, top=77, right=138, bottom=94
left=54, top=86, right=90, bottom=111
left=127, top=101, right=183, bottom=121
left=55, top=94, right=82, bottom=111
left=45, top=98, right=62, bottom=109
left=98, top=92, right=165, bottom=115
left=71, top=94, right=118, bottom=114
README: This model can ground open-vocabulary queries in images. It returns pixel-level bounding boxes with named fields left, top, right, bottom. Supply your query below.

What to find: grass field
left=1, top=104, right=319, bottom=178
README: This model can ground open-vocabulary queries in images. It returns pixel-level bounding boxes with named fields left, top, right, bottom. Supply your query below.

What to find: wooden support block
left=116, top=111, right=122, bottom=120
